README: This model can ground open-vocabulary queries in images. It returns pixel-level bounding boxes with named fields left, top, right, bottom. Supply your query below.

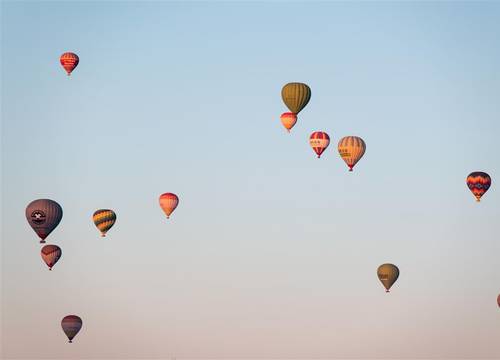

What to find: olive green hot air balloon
left=281, top=82, right=311, bottom=114
left=377, top=263, right=399, bottom=293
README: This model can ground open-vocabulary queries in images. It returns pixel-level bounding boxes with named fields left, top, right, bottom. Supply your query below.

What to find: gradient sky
left=2, top=1, right=500, bottom=359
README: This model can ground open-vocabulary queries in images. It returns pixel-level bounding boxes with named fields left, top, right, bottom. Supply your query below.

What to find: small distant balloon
left=466, top=172, right=491, bottom=202
left=309, top=131, right=330, bottom=158
left=281, top=83, right=311, bottom=114
left=41, top=245, right=62, bottom=270
left=338, top=136, right=366, bottom=171
left=26, top=199, right=63, bottom=243
left=61, top=315, right=82, bottom=343
left=92, top=209, right=117, bottom=237
left=280, top=112, right=297, bottom=133
left=159, top=193, right=179, bottom=219
left=377, top=263, right=399, bottom=293
left=60, top=52, right=79, bottom=76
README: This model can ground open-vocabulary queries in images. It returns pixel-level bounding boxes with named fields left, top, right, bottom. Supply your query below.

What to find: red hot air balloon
left=280, top=112, right=297, bottom=133
left=41, top=245, right=62, bottom=270
left=466, top=172, right=491, bottom=202
left=61, top=315, right=82, bottom=343
left=26, top=199, right=63, bottom=243
left=60, top=52, right=79, bottom=76
left=309, top=131, right=330, bottom=158
left=159, top=193, right=179, bottom=219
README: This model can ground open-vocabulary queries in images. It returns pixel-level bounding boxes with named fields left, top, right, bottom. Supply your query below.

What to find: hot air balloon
left=60, top=52, right=79, bottom=76
left=159, top=193, right=179, bottom=219
left=338, top=136, right=366, bottom=171
left=41, top=245, right=62, bottom=270
left=466, top=172, right=491, bottom=202
left=377, top=263, right=399, bottom=293
left=497, top=294, right=500, bottom=308
left=281, top=83, right=311, bottom=114
left=26, top=199, right=63, bottom=243
left=309, top=131, right=330, bottom=158
left=280, top=112, right=297, bottom=133
left=92, top=209, right=116, bottom=237
left=61, top=315, right=82, bottom=343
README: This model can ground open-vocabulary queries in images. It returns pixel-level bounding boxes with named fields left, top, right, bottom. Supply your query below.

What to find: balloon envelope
left=41, top=245, right=62, bottom=270
left=61, top=315, right=82, bottom=343
left=92, top=209, right=116, bottom=237
left=377, top=263, right=399, bottom=292
left=159, top=193, right=179, bottom=219
left=281, top=83, right=311, bottom=114
left=280, top=112, right=297, bottom=133
left=338, top=136, right=366, bottom=171
left=60, top=52, right=79, bottom=76
left=309, top=131, right=330, bottom=158
left=466, top=172, right=491, bottom=202
left=26, top=199, right=63, bottom=243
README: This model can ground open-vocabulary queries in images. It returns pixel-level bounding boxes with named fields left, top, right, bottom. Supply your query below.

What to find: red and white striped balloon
left=309, top=131, right=330, bottom=158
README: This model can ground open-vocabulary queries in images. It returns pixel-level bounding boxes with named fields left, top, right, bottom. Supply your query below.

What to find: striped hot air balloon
left=92, top=209, right=117, bottom=237
left=281, top=83, right=311, bottom=114
left=60, top=52, right=79, bottom=76
left=466, top=172, right=491, bottom=202
left=338, top=136, right=366, bottom=171
left=26, top=199, right=63, bottom=243
left=61, top=315, right=82, bottom=343
left=309, top=131, right=330, bottom=158
left=280, top=112, right=297, bottom=133
left=41, top=245, right=62, bottom=270
left=159, top=193, right=179, bottom=219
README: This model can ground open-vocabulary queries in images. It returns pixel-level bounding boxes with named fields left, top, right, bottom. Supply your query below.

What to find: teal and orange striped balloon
left=92, top=209, right=116, bottom=237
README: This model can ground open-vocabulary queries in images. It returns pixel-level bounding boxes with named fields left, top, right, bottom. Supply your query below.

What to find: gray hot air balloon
left=25, top=199, right=63, bottom=243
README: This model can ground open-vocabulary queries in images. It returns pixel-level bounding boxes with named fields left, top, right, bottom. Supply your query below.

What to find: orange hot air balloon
left=338, top=136, right=366, bottom=171
left=60, top=52, right=79, bottom=76
left=159, top=193, right=179, bottom=219
left=280, top=112, right=297, bottom=133
left=41, top=245, right=62, bottom=270
left=61, top=315, right=82, bottom=343
left=466, top=172, right=491, bottom=202
left=309, top=131, right=330, bottom=158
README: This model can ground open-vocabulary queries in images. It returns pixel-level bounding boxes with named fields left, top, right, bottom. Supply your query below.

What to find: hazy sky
left=2, top=1, right=500, bottom=359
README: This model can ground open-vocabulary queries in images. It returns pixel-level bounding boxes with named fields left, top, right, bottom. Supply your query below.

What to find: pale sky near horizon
left=2, top=1, right=500, bottom=359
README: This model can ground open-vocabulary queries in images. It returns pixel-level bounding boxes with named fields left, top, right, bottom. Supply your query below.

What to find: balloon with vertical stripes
left=92, top=209, right=117, bottom=237
left=309, top=131, right=330, bottom=158
left=281, top=82, right=311, bottom=114
left=60, top=52, right=79, bottom=76
left=338, top=136, right=366, bottom=171
left=159, top=193, right=179, bottom=219
left=25, top=199, right=63, bottom=243
left=41, top=244, right=62, bottom=271
left=466, top=172, right=491, bottom=202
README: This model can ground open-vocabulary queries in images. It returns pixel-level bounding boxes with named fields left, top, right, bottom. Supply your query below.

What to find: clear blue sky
left=2, top=1, right=500, bottom=358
